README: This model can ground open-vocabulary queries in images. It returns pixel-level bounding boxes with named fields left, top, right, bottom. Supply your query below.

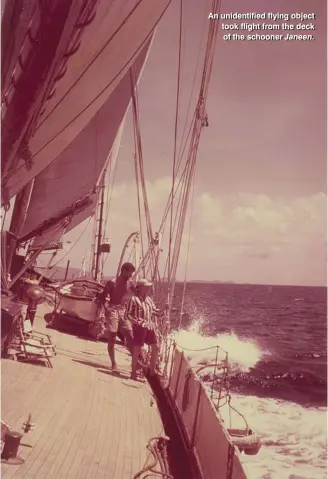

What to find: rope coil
left=133, top=436, right=173, bottom=479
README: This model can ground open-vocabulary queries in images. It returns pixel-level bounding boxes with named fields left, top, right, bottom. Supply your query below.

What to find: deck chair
left=16, top=319, right=54, bottom=368
left=23, top=319, right=56, bottom=356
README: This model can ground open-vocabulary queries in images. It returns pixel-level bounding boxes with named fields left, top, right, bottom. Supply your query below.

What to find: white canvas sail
left=65, top=112, right=124, bottom=236
left=20, top=39, right=151, bottom=243
left=4, top=0, right=171, bottom=201
left=28, top=112, right=125, bottom=251
left=1, top=0, right=97, bottom=192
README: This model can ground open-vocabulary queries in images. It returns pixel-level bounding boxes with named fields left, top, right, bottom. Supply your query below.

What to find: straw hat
left=136, top=279, right=153, bottom=287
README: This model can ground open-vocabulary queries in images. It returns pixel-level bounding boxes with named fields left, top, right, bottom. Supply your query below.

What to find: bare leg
left=149, top=344, right=159, bottom=376
left=131, top=345, right=142, bottom=378
left=124, top=329, right=134, bottom=355
left=121, top=330, right=144, bottom=371
left=107, top=332, right=118, bottom=371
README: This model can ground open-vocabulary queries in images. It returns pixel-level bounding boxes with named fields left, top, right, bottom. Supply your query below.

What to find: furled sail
left=2, top=0, right=171, bottom=204
left=20, top=39, right=151, bottom=244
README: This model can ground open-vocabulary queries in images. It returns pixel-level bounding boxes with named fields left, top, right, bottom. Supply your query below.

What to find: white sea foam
left=175, top=316, right=264, bottom=371
left=222, top=394, right=327, bottom=479
left=172, top=318, right=327, bottom=479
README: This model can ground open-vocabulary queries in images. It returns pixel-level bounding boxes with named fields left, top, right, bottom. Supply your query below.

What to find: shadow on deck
left=1, top=305, right=164, bottom=479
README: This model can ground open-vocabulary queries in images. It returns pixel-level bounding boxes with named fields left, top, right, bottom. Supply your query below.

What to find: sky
left=33, top=0, right=327, bottom=285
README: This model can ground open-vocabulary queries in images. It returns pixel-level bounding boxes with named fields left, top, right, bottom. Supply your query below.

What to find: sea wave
left=172, top=318, right=327, bottom=479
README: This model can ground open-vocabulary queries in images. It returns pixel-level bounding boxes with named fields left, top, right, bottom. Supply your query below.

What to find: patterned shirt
left=126, top=295, right=160, bottom=329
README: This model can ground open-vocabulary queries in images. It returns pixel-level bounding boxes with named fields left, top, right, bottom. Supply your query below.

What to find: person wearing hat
left=126, top=278, right=162, bottom=381
left=102, top=262, right=136, bottom=372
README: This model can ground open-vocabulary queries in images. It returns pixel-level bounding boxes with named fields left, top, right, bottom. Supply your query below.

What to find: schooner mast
left=93, top=174, right=106, bottom=281
left=91, top=167, right=108, bottom=282
left=6, top=181, right=34, bottom=275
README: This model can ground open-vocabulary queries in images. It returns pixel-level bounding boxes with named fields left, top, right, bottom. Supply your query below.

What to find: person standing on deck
left=126, top=279, right=162, bottom=381
left=102, top=262, right=135, bottom=372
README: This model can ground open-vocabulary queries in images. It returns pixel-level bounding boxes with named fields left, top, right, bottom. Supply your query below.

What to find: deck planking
left=1, top=304, right=165, bottom=479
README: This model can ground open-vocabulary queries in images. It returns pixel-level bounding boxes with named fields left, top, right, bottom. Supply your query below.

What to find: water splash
left=175, top=315, right=265, bottom=371
left=227, top=395, right=327, bottom=479
left=173, top=316, right=327, bottom=479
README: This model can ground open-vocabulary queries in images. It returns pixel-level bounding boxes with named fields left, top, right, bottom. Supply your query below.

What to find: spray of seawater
left=171, top=316, right=327, bottom=479
left=229, top=395, right=327, bottom=479
left=175, top=315, right=265, bottom=371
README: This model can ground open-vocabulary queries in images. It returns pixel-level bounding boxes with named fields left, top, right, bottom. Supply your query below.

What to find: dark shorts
left=132, top=325, right=157, bottom=347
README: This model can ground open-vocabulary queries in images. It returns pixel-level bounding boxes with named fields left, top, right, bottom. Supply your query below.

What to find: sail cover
left=3, top=0, right=171, bottom=202
left=20, top=39, right=151, bottom=243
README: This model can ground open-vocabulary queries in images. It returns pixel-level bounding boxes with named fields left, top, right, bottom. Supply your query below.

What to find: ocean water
left=170, top=283, right=327, bottom=479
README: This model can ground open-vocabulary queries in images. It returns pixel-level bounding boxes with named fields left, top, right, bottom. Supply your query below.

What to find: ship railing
left=156, top=339, right=251, bottom=479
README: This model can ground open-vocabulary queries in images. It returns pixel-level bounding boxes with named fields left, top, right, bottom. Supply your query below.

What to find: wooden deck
left=1, top=305, right=164, bottom=479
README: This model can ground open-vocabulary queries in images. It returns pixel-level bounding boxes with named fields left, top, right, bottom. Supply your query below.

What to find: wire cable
left=49, top=216, right=93, bottom=270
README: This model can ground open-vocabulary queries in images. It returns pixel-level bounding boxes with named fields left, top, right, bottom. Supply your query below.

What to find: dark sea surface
left=172, top=283, right=327, bottom=407
left=170, top=283, right=327, bottom=478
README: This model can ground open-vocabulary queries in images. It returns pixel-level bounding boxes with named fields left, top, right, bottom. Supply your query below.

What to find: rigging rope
left=159, top=4, right=208, bottom=239
left=133, top=73, right=153, bottom=245
left=131, top=73, right=146, bottom=272
left=168, top=0, right=183, bottom=292
left=89, top=207, right=98, bottom=275
left=130, top=65, right=160, bottom=281
left=155, top=9, right=211, bottom=248
left=35, top=0, right=149, bottom=129
left=177, top=11, right=208, bottom=162
left=2, top=0, right=99, bottom=185
left=9, top=218, right=69, bottom=288
left=3, top=1, right=174, bottom=195
left=101, top=146, right=120, bottom=272
left=50, top=216, right=93, bottom=270
left=165, top=0, right=221, bottom=313
left=150, top=0, right=222, bottom=372
left=177, top=178, right=195, bottom=335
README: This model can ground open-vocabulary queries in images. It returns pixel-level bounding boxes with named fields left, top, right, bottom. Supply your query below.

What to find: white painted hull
left=56, top=294, right=98, bottom=323
left=55, top=279, right=103, bottom=323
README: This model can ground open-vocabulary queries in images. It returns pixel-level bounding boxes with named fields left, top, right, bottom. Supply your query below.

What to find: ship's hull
left=53, top=279, right=103, bottom=324
left=152, top=348, right=251, bottom=479
left=56, top=294, right=98, bottom=323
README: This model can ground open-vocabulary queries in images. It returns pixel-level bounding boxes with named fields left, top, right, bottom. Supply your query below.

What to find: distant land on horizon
left=35, top=265, right=325, bottom=289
